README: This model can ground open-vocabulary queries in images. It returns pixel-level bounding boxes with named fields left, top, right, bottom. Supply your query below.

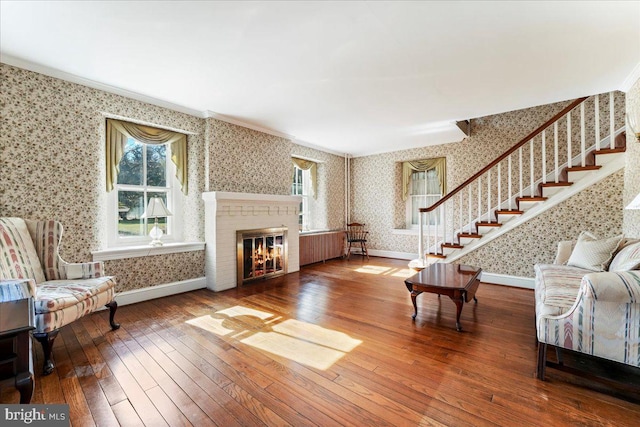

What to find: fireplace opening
left=237, top=227, right=288, bottom=286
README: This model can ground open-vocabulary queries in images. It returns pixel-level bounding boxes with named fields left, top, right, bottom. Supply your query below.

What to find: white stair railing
left=416, top=92, right=622, bottom=264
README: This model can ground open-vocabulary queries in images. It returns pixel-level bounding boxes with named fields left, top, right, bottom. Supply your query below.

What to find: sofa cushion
left=535, top=264, right=588, bottom=316
left=0, top=217, right=46, bottom=284
left=567, top=231, right=623, bottom=271
left=609, top=242, right=640, bottom=272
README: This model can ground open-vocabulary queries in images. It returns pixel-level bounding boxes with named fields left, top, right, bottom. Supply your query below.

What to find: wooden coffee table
left=404, top=263, right=482, bottom=331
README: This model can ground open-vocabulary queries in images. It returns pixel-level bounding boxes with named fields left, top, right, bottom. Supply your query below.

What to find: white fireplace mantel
left=202, top=191, right=301, bottom=291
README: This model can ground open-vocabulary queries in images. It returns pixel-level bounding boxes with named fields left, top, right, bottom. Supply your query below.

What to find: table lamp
left=141, top=196, right=172, bottom=246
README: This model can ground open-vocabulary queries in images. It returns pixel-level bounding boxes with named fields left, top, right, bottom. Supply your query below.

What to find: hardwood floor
left=2, top=257, right=639, bottom=426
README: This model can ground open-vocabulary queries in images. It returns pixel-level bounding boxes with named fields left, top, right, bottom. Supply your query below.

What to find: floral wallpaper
left=104, top=251, right=205, bottom=292
left=206, top=118, right=292, bottom=196
left=0, top=63, right=206, bottom=289
left=350, top=93, right=626, bottom=277
left=624, top=77, right=640, bottom=238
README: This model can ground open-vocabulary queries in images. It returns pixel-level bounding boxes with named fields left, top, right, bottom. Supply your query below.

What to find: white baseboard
left=368, top=249, right=416, bottom=260
left=479, top=272, right=534, bottom=289
left=113, top=277, right=207, bottom=307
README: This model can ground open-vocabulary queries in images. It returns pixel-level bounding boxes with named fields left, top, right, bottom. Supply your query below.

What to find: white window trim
left=107, top=140, right=184, bottom=248
left=292, top=166, right=312, bottom=231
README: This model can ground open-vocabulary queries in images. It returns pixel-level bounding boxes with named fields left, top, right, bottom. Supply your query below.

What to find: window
left=108, top=137, right=182, bottom=246
left=292, top=165, right=311, bottom=231
left=407, top=169, right=442, bottom=228
left=402, top=157, right=446, bottom=229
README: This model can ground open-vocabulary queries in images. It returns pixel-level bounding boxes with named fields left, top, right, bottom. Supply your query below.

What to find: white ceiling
left=1, top=1, right=639, bottom=156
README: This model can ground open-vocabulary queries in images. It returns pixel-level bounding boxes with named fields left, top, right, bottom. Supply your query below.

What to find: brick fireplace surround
left=202, top=192, right=301, bottom=291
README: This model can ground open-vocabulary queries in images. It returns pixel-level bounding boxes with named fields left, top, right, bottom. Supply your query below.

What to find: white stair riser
left=540, top=187, right=566, bottom=197
left=567, top=170, right=596, bottom=182
left=517, top=201, right=545, bottom=211
left=496, top=214, right=522, bottom=223
left=442, top=247, right=461, bottom=256
left=458, top=237, right=480, bottom=245
left=595, top=152, right=625, bottom=166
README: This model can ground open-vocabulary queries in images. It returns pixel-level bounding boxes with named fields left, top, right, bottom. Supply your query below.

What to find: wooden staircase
left=416, top=92, right=626, bottom=265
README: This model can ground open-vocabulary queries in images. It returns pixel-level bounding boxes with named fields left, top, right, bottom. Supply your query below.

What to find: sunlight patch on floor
left=355, top=264, right=415, bottom=278
left=272, top=319, right=361, bottom=352
left=186, top=305, right=362, bottom=370
left=355, top=265, right=393, bottom=274
left=216, top=305, right=273, bottom=320
left=186, top=315, right=235, bottom=336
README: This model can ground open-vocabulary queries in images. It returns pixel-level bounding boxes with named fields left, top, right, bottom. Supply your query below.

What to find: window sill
left=92, top=242, right=205, bottom=261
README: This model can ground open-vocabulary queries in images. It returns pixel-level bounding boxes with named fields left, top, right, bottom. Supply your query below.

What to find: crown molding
left=205, top=111, right=295, bottom=140
left=620, top=61, right=640, bottom=92
left=292, top=139, right=346, bottom=157
left=1, top=55, right=205, bottom=118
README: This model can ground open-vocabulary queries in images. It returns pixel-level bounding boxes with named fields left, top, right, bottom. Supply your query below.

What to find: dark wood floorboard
left=2, top=257, right=639, bottom=426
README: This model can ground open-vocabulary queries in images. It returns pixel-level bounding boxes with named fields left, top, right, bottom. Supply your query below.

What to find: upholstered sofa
left=0, top=217, right=119, bottom=375
left=534, top=233, right=640, bottom=380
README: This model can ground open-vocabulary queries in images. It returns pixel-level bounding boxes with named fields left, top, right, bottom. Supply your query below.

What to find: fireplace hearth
left=237, top=227, right=287, bottom=286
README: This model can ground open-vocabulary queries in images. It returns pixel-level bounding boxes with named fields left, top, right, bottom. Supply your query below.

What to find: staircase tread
left=426, top=253, right=447, bottom=259
left=496, top=209, right=524, bottom=214
left=567, top=165, right=601, bottom=172
left=516, top=196, right=548, bottom=201
left=458, top=233, right=482, bottom=239
left=594, top=148, right=626, bottom=154
left=442, top=243, right=464, bottom=249
left=476, top=221, right=502, bottom=227
left=540, top=182, right=573, bottom=187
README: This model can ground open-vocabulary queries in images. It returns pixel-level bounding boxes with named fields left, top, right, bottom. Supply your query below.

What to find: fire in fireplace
left=236, top=227, right=288, bottom=286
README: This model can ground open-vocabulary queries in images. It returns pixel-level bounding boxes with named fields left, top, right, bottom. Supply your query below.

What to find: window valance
left=292, top=157, right=317, bottom=199
left=106, top=119, right=188, bottom=194
left=401, top=157, right=446, bottom=201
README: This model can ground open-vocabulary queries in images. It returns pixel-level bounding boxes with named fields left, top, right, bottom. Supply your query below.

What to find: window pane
left=147, top=144, right=167, bottom=187
left=118, top=138, right=143, bottom=185
left=118, top=190, right=145, bottom=236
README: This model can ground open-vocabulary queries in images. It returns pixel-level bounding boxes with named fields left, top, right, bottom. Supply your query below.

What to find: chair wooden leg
left=362, top=242, right=369, bottom=259
left=33, top=329, right=59, bottom=376
left=346, top=242, right=352, bottom=260
left=537, top=342, right=547, bottom=380
left=105, top=301, right=120, bottom=330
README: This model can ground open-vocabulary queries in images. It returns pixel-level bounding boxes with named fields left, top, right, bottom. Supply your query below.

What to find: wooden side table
left=0, top=280, right=35, bottom=403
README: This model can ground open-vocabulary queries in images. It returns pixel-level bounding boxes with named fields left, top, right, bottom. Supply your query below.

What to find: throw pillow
left=566, top=231, right=624, bottom=272
left=609, top=242, right=640, bottom=271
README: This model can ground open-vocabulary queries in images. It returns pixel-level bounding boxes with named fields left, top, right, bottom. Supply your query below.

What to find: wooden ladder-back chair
left=345, top=223, right=369, bottom=260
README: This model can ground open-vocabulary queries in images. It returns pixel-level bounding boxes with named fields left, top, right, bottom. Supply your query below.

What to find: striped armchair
left=534, top=238, right=640, bottom=380
left=0, top=217, right=119, bottom=375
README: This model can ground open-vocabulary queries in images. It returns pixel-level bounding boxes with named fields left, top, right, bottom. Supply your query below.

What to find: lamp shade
left=141, top=197, right=172, bottom=218
left=626, top=192, right=640, bottom=210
